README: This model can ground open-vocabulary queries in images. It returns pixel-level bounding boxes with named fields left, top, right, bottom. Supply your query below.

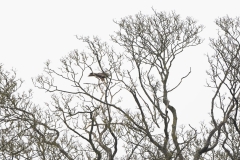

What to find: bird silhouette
left=88, top=72, right=109, bottom=81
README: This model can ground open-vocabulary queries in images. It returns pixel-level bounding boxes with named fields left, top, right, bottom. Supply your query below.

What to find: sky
left=1, top=0, right=240, bottom=126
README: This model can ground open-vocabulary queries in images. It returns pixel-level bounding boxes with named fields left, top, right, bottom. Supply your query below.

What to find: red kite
left=88, top=72, right=109, bottom=81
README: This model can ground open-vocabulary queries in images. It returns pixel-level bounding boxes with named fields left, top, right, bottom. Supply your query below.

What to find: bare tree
left=0, top=64, right=78, bottom=160
left=201, top=16, right=240, bottom=160
left=110, top=10, right=204, bottom=160
left=1, top=10, right=240, bottom=160
left=33, top=10, right=204, bottom=160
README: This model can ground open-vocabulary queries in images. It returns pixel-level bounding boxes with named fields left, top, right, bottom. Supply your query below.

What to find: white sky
left=1, top=0, right=240, bottom=126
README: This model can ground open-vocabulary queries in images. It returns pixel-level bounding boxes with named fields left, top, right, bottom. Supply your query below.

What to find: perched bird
left=88, top=72, right=109, bottom=81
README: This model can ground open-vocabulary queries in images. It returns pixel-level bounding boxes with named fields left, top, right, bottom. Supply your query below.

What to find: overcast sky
left=1, top=0, right=239, bottom=125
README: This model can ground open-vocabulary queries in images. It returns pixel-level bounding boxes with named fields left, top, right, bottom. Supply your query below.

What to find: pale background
left=0, top=0, right=239, bottom=126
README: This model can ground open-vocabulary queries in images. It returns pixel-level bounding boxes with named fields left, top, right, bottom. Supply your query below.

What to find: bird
left=88, top=72, right=110, bottom=81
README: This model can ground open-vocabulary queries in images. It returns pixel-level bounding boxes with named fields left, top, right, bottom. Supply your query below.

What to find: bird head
left=88, top=73, right=95, bottom=77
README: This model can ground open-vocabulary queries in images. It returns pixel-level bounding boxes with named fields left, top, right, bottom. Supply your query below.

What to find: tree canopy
left=1, top=10, right=240, bottom=160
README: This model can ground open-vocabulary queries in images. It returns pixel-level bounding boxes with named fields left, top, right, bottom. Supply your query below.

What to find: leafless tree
left=1, top=10, right=240, bottom=160
left=0, top=65, right=79, bottom=160
left=110, top=10, right=204, bottom=160
left=201, top=16, right=240, bottom=160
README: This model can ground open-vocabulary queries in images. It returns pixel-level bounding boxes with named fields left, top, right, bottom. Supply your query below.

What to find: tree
left=0, top=64, right=78, bottom=160
left=204, top=16, right=240, bottom=160
left=0, top=10, right=240, bottom=160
